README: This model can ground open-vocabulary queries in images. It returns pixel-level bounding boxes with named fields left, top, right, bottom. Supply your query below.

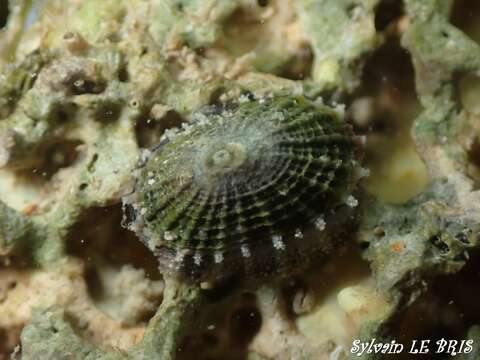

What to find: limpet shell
left=123, top=96, right=361, bottom=283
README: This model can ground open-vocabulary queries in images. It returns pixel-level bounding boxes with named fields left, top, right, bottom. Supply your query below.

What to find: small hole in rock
left=203, top=278, right=239, bottom=303
left=209, top=87, right=227, bottom=105
left=0, top=324, right=23, bottom=357
left=118, top=67, right=129, bottom=82
left=85, top=266, right=102, bottom=300
left=194, top=47, right=206, bottom=56
left=394, top=250, right=480, bottom=358
left=67, top=205, right=163, bottom=326
left=42, top=140, right=83, bottom=178
left=0, top=0, right=9, bottom=29
left=7, top=280, right=17, bottom=290
left=201, top=332, right=219, bottom=347
left=466, top=137, right=480, bottom=187
left=229, top=305, right=262, bottom=346
left=0, top=252, right=32, bottom=269
left=17, top=139, right=84, bottom=182
left=429, top=235, right=450, bottom=254
left=0, top=328, right=10, bottom=357
left=63, top=32, right=74, bottom=40
left=257, top=0, right=269, bottom=7
left=346, top=3, right=359, bottom=18
left=453, top=252, right=469, bottom=262
left=71, top=78, right=105, bottom=95
left=374, top=0, right=404, bottom=32
left=51, top=103, right=77, bottom=124
left=359, top=241, right=370, bottom=250
left=278, top=45, right=313, bottom=81
left=121, top=203, right=137, bottom=228
left=455, top=232, right=471, bottom=245
left=469, top=138, right=480, bottom=167
left=94, top=103, right=122, bottom=123
left=135, top=110, right=184, bottom=148
left=130, top=99, right=140, bottom=109
left=221, top=3, right=312, bottom=79
left=66, top=205, right=161, bottom=280
left=87, top=153, right=99, bottom=173
left=451, top=0, right=480, bottom=45
left=281, top=280, right=313, bottom=317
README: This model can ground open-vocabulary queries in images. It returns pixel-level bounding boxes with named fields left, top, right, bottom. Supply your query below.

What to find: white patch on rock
left=193, top=253, right=202, bottom=266
left=214, top=251, right=224, bottom=264
left=241, top=245, right=251, bottom=258
left=163, top=231, right=177, bottom=241
left=345, top=195, right=358, bottom=208
left=238, top=94, right=251, bottom=103
left=272, top=235, right=285, bottom=250
left=173, top=251, right=185, bottom=264
left=294, top=228, right=303, bottom=239
left=359, top=167, right=370, bottom=178
left=314, top=217, right=326, bottom=231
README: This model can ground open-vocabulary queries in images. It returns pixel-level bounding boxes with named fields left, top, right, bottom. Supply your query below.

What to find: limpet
left=123, top=96, right=362, bottom=283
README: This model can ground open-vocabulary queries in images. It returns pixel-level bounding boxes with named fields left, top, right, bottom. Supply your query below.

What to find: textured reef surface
left=1, top=0, right=480, bottom=359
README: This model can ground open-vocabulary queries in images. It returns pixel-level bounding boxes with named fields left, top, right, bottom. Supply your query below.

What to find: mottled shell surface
left=125, top=96, right=360, bottom=282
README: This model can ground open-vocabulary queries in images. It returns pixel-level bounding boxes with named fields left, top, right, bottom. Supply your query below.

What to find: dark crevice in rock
left=67, top=205, right=163, bottom=326
left=0, top=0, right=8, bottom=29
left=347, top=29, right=427, bottom=204
left=468, top=137, right=480, bottom=173
left=118, top=66, right=129, bottom=82
left=135, top=109, right=184, bottom=149
left=278, top=45, right=313, bottom=81
left=228, top=294, right=262, bottom=347
left=220, top=2, right=312, bottom=80
left=94, top=103, right=122, bottom=123
left=177, top=292, right=261, bottom=360
left=350, top=36, right=419, bottom=133
left=467, top=136, right=480, bottom=188
left=374, top=0, right=404, bottom=32
left=257, top=0, right=269, bottom=8
left=451, top=0, right=480, bottom=45
left=51, top=103, right=78, bottom=124
left=41, top=139, right=83, bottom=178
left=0, top=324, right=22, bottom=357
left=350, top=35, right=420, bottom=143
left=66, top=204, right=161, bottom=281
left=14, top=139, right=84, bottom=185
left=455, top=71, right=480, bottom=188
left=393, top=251, right=480, bottom=359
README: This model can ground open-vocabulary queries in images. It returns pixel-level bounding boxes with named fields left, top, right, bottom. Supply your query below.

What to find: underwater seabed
left=1, top=0, right=480, bottom=359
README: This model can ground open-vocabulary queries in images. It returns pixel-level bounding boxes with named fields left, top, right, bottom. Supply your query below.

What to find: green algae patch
left=72, top=0, right=126, bottom=44
left=296, top=0, right=380, bottom=91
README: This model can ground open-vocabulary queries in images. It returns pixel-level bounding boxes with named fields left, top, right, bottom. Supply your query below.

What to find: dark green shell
left=124, top=96, right=360, bottom=283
